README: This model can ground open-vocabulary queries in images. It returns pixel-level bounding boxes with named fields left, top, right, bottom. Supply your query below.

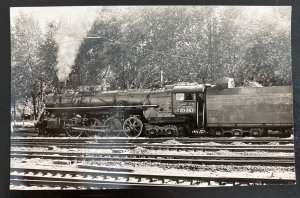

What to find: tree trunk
left=13, top=100, right=16, bottom=125
left=37, top=93, right=40, bottom=114
left=122, top=60, right=126, bottom=89
left=32, top=92, right=37, bottom=120
left=40, top=78, right=43, bottom=110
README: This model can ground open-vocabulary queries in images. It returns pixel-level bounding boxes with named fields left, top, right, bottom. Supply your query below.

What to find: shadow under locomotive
left=35, top=78, right=293, bottom=138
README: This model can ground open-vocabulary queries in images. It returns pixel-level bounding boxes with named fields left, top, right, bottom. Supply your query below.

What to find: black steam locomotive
left=35, top=78, right=293, bottom=137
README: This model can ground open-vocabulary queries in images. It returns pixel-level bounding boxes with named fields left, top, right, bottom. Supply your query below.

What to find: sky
left=10, top=6, right=99, bottom=31
left=10, top=6, right=291, bottom=31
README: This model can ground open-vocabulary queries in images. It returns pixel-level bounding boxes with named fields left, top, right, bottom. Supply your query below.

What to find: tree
left=11, top=13, right=43, bottom=119
left=37, top=22, right=59, bottom=91
left=69, top=6, right=291, bottom=90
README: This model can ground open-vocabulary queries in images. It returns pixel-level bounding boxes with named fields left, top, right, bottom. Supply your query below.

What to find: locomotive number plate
left=175, top=106, right=194, bottom=113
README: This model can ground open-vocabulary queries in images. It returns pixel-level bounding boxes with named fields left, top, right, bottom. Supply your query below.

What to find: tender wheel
left=85, top=118, right=105, bottom=137
left=232, top=129, right=242, bottom=137
left=104, top=117, right=122, bottom=136
left=215, top=130, right=224, bottom=137
left=209, top=129, right=223, bottom=137
left=250, top=128, right=263, bottom=137
left=281, top=128, right=292, bottom=138
left=65, top=127, right=82, bottom=137
left=123, top=116, right=143, bottom=137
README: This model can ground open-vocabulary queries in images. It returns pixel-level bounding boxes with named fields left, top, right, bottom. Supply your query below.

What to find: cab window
left=175, top=93, right=185, bottom=101
left=175, top=93, right=194, bottom=101
left=184, top=93, right=194, bottom=101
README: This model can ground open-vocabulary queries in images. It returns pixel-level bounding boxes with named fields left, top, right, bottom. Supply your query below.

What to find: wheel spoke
left=133, top=128, right=139, bottom=133
left=85, top=118, right=103, bottom=137
left=104, top=117, right=122, bottom=137
left=123, top=116, right=143, bottom=137
left=66, top=129, right=82, bottom=137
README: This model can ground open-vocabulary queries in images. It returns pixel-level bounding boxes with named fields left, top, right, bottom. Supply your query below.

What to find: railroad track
left=10, top=150, right=294, bottom=166
left=10, top=142, right=294, bottom=152
left=10, top=142, right=294, bottom=148
left=11, top=137, right=294, bottom=144
left=10, top=167, right=295, bottom=189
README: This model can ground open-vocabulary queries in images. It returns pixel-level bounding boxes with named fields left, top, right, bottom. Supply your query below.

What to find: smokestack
left=58, top=81, right=66, bottom=94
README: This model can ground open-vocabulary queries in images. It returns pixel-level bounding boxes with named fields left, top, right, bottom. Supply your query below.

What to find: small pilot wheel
left=123, top=116, right=143, bottom=137
left=65, top=127, right=83, bottom=137
left=85, top=118, right=104, bottom=137
left=104, top=117, right=122, bottom=136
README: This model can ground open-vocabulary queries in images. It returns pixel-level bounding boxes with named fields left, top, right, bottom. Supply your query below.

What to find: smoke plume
left=54, top=7, right=97, bottom=82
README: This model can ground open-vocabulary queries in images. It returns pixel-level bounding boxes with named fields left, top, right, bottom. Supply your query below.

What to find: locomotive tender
left=36, top=78, right=293, bottom=137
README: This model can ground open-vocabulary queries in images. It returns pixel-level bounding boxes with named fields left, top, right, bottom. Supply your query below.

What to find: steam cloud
left=54, top=7, right=97, bottom=82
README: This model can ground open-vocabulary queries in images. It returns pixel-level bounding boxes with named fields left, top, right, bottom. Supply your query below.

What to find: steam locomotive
left=35, top=78, right=293, bottom=137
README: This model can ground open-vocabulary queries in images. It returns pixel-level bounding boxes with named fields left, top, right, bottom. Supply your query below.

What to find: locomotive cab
left=171, top=83, right=206, bottom=130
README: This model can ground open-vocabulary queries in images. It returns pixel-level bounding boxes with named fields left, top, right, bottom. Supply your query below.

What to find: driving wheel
left=85, top=118, right=105, bottom=137
left=104, top=117, right=122, bottom=136
left=65, top=127, right=82, bottom=137
left=123, top=116, right=143, bottom=137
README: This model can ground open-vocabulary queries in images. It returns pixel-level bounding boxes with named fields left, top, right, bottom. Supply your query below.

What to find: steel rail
left=10, top=153, right=294, bottom=166
left=10, top=177, right=196, bottom=189
left=10, top=141, right=294, bottom=148
left=10, top=167, right=295, bottom=188
left=10, top=143, right=294, bottom=152
left=11, top=150, right=295, bottom=160
left=11, top=137, right=294, bottom=143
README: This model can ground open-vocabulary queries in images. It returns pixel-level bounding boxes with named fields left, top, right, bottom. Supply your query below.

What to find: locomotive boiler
left=35, top=78, right=293, bottom=137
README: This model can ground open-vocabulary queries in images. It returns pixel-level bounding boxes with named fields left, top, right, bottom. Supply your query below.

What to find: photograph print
left=10, top=6, right=295, bottom=190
